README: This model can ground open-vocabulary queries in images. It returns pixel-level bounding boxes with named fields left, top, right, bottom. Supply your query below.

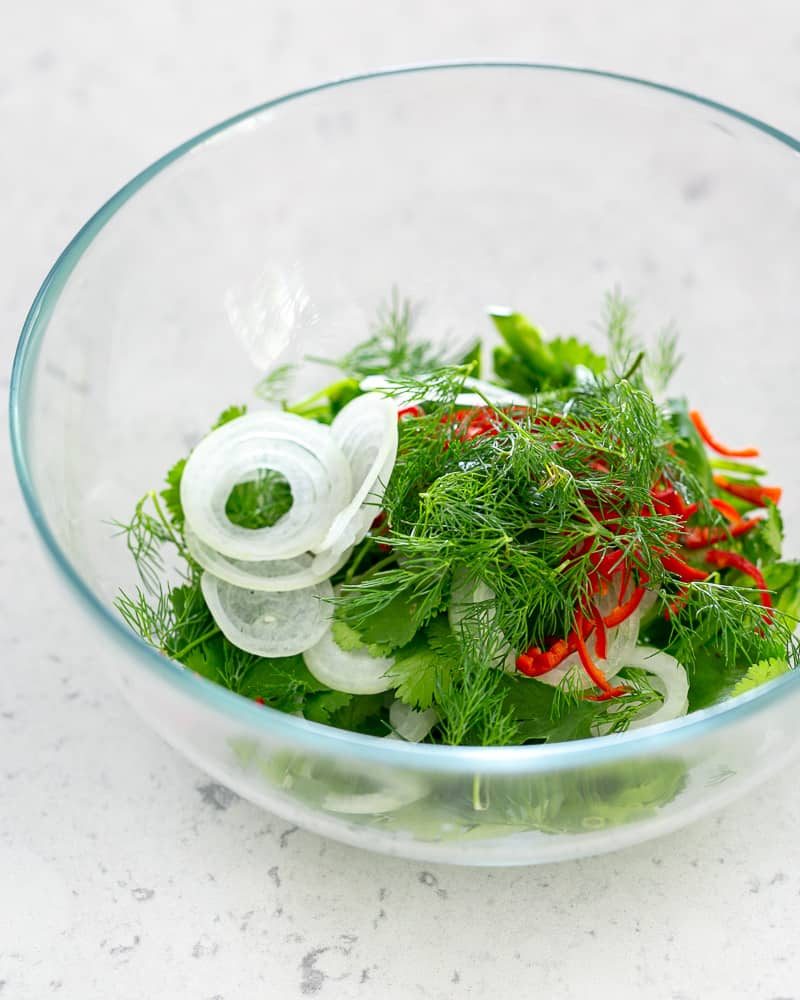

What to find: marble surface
left=2, top=3, right=800, bottom=998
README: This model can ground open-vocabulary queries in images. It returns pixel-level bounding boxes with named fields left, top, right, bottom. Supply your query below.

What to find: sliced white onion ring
left=626, top=647, right=689, bottom=730
left=448, top=570, right=516, bottom=672
left=181, top=410, right=351, bottom=561
left=185, top=526, right=351, bottom=592
left=448, top=571, right=496, bottom=630
left=303, top=624, right=395, bottom=695
left=313, top=393, right=398, bottom=555
left=200, top=573, right=332, bottom=656
left=388, top=701, right=438, bottom=742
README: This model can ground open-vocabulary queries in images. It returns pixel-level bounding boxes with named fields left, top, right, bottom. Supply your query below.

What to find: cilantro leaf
left=731, top=658, right=789, bottom=697
left=161, top=458, right=186, bottom=529
left=303, top=689, right=354, bottom=725
left=212, top=404, right=247, bottom=429
left=340, top=593, right=419, bottom=653
left=326, top=693, right=387, bottom=736
left=490, top=309, right=606, bottom=393
left=237, top=654, right=326, bottom=704
left=389, top=636, right=446, bottom=710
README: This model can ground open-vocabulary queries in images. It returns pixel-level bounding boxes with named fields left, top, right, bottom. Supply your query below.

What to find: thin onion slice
left=185, top=526, right=351, bottom=592
left=448, top=570, right=516, bottom=672
left=388, top=701, right=438, bottom=742
left=626, top=647, right=689, bottom=730
left=200, top=573, right=332, bottom=657
left=313, top=393, right=398, bottom=555
left=181, top=410, right=352, bottom=561
left=303, top=623, right=395, bottom=695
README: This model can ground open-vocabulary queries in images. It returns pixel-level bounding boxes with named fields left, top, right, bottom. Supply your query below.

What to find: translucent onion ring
left=388, top=701, right=438, bottom=743
left=626, top=647, right=689, bottom=729
left=185, top=526, right=351, bottom=592
left=200, top=573, right=332, bottom=657
left=303, top=623, right=395, bottom=695
left=313, top=393, right=399, bottom=555
left=181, top=411, right=352, bottom=561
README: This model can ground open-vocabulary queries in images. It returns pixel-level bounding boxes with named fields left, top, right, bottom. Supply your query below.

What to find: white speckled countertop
left=2, top=4, right=800, bottom=998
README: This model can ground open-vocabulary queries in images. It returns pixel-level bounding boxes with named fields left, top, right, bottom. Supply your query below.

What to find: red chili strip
left=683, top=517, right=761, bottom=550
left=604, top=586, right=646, bottom=627
left=398, top=404, right=424, bottom=420
left=705, top=549, right=774, bottom=622
left=710, top=497, right=743, bottom=523
left=591, top=604, right=608, bottom=660
left=573, top=613, right=624, bottom=696
left=690, top=410, right=759, bottom=458
left=660, top=553, right=709, bottom=583
left=714, top=476, right=782, bottom=507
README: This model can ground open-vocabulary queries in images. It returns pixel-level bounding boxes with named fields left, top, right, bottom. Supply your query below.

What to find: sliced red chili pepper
left=585, top=687, right=629, bottom=702
left=664, top=586, right=690, bottom=620
left=683, top=518, right=761, bottom=550
left=604, top=586, right=646, bottom=627
left=660, top=553, right=709, bottom=582
left=397, top=404, right=424, bottom=420
left=573, top=613, right=618, bottom=694
left=713, top=476, right=782, bottom=507
left=591, top=604, right=607, bottom=659
left=705, top=548, right=774, bottom=622
left=710, top=497, right=742, bottom=523
left=690, top=410, right=759, bottom=458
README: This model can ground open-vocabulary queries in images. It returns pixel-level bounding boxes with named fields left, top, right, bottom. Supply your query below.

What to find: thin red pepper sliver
left=710, top=497, right=743, bottom=523
left=683, top=518, right=761, bottom=550
left=705, top=548, right=774, bottom=621
left=690, top=410, right=760, bottom=458
left=604, top=586, right=646, bottom=627
left=591, top=605, right=608, bottom=659
left=713, top=476, right=782, bottom=508
left=573, top=613, right=615, bottom=693
left=660, top=552, right=709, bottom=583
left=398, top=404, right=424, bottom=420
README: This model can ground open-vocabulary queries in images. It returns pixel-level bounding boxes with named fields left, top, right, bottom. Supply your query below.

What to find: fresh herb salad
left=116, top=293, right=799, bottom=745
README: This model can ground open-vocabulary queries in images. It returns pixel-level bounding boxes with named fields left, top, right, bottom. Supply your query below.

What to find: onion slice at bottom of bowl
left=303, top=623, right=396, bottom=695
left=200, top=573, right=333, bottom=657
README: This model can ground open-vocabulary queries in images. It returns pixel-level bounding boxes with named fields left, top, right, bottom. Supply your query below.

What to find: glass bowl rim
left=10, top=60, right=800, bottom=775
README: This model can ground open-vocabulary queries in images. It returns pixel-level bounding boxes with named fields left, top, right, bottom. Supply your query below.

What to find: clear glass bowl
left=10, top=63, right=800, bottom=865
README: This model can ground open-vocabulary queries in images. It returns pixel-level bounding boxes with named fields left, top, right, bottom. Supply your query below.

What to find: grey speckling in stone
left=452, top=971, right=461, bottom=984
left=268, top=865, right=281, bottom=888
left=417, top=871, right=447, bottom=899
left=108, top=935, right=140, bottom=956
left=300, top=948, right=328, bottom=995
left=279, top=825, right=299, bottom=848
left=197, top=782, right=238, bottom=810
left=359, top=969, right=370, bottom=984
left=131, top=887, right=155, bottom=902
left=682, top=174, right=714, bottom=201
left=192, top=935, right=220, bottom=959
